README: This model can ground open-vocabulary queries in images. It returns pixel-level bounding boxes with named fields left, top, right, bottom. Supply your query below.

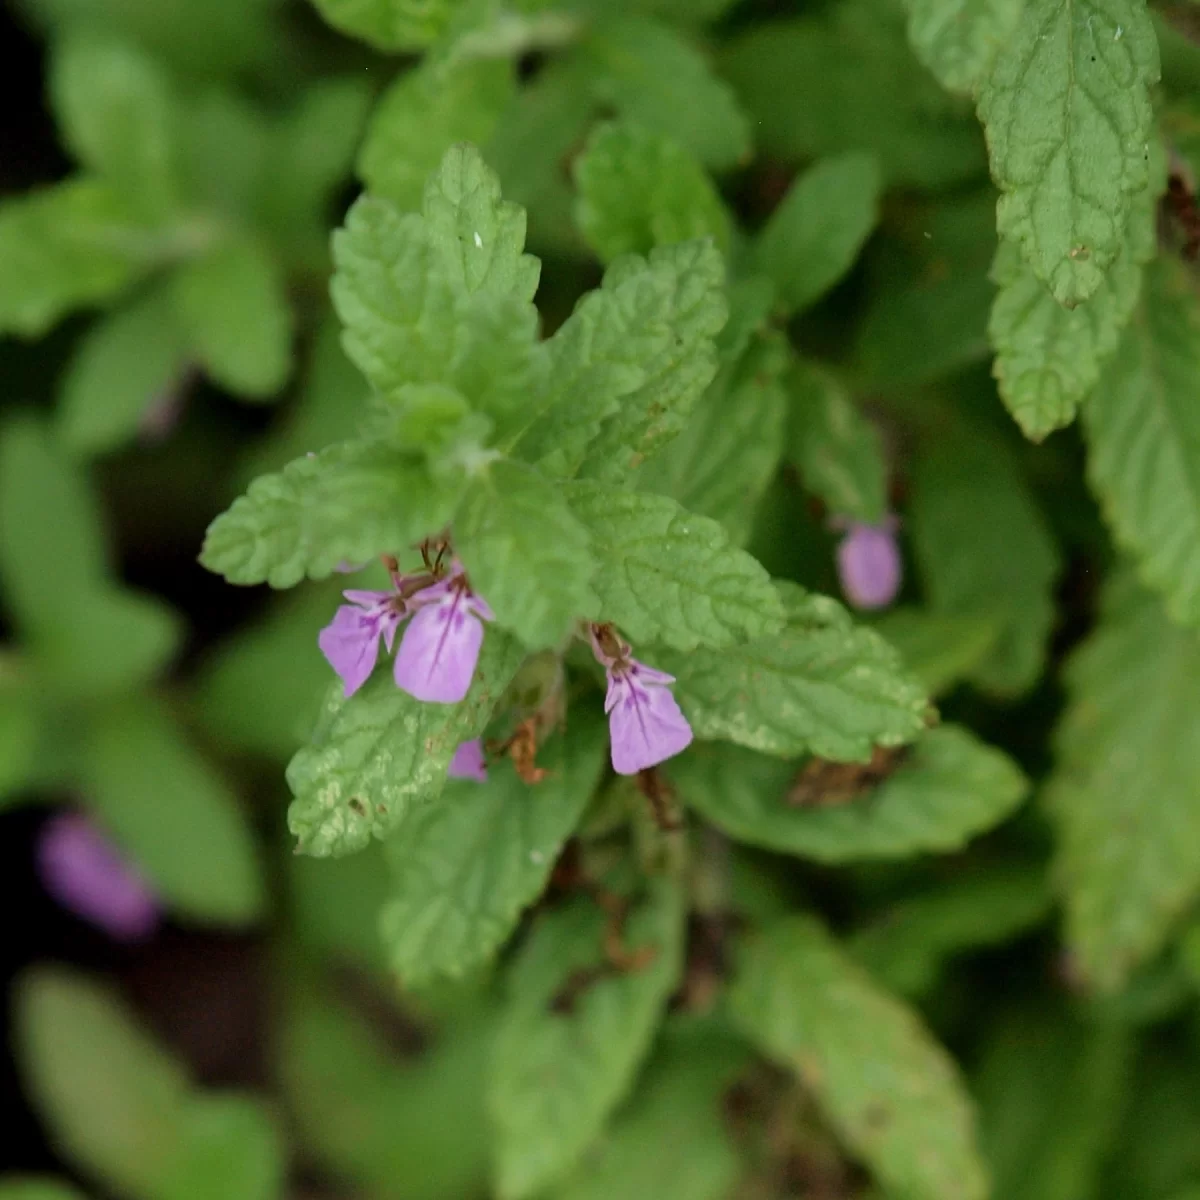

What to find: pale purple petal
left=608, top=673, right=693, bottom=775
left=319, top=590, right=402, bottom=697
left=37, top=814, right=160, bottom=942
left=837, top=522, right=902, bottom=610
left=394, top=590, right=484, bottom=703
left=448, top=739, right=488, bottom=782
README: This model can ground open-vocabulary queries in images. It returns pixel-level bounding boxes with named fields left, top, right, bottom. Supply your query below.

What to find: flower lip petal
left=608, top=674, right=693, bottom=775
left=394, top=591, right=485, bottom=704
left=448, top=738, right=488, bottom=782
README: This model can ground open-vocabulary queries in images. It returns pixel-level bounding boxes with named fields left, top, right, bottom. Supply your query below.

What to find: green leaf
left=0, top=180, right=151, bottom=337
left=729, top=915, right=989, bottom=1200
left=0, top=1181, right=85, bottom=1200
left=290, top=843, right=391, bottom=972
left=172, top=236, right=292, bottom=400
left=976, top=0, right=1159, bottom=306
left=523, top=241, right=726, bottom=479
left=1082, top=258, right=1200, bottom=626
left=359, top=58, right=515, bottom=210
left=49, top=35, right=180, bottom=219
left=160, top=1096, right=283, bottom=1200
left=286, top=630, right=525, bottom=856
left=910, top=417, right=1060, bottom=694
left=753, top=153, right=882, bottom=315
left=990, top=180, right=1156, bottom=441
left=1046, top=575, right=1200, bottom=991
left=661, top=584, right=929, bottom=761
left=788, top=360, right=888, bottom=524
left=57, top=284, right=187, bottom=456
left=574, top=122, right=730, bottom=264
left=454, top=460, right=596, bottom=648
left=16, top=966, right=191, bottom=1200
left=903, top=0, right=1024, bottom=96
left=309, top=0, right=456, bottom=49
left=489, top=874, right=686, bottom=1199
left=380, top=712, right=609, bottom=985
left=0, top=682, right=42, bottom=804
left=577, top=241, right=727, bottom=483
left=673, top=724, right=1027, bottom=862
left=82, top=700, right=264, bottom=924
left=581, top=15, right=751, bottom=171
left=719, top=2, right=986, bottom=188
left=200, top=441, right=463, bottom=588
left=555, top=1020, right=748, bottom=1200
left=849, top=865, right=1052, bottom=997
left=871, top=608, right=1001, bottom=695
left=563, top=481, right=784, bottom=651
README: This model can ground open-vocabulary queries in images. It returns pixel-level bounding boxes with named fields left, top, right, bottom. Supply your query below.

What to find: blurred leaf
left=309, top=0, right=457, bottom=50
left=49, top=35, right=181, bottom=220
left=82, top=699, right=264, bottom=924
left=1083, top=258, right=1200, bottom=627
left=902, top=0, right=1023, bottom=95
left=580, top=15, right=751, bottom=171
left=555, top=1020, right=748, bottom=1200
left=359, top=58, right=515, bottom=210
left=910, top=415, right=1060, bottom=694
left=0, top=682, right=42, bottom=804
left=489, top=875, right=686, bottom=1199
left=57, top=284, right=188, bottom=456
left=753, top=153, right=882, bottom=315
left=171, top=236, right=292, bottom=400
left=849, top=864, right=1052, bottom=996
left=286, top=632, right=524, bottom=856
left=871, top=608, right=1000, bottom=696
left=160, top=1095, right=283, bottom=1200
left=290, top=844, right=391, bottom=973
left=730, top=915, right=989, bottom=1200
left=788, top=360, right=887, bottom=524
left=16, top=966, right=190, bottom=1200
left=563, top=481, right=785, bottom=651
left=674, top=725, right=1027, bottom=862
left=662, top=584, right=929, bottom=762
left=574, top=122, right=730, bottom=264
left=0, top=1181, right=85, bottom=1200
left=977, top=0, right=1158, bottom=305
left=1047, top=574, right=1200, bottom=991
left=381, top=712, right=609, bottom=985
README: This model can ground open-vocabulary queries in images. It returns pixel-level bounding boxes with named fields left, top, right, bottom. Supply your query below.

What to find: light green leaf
left=0, top=180, right=151, bottom=337
left=380, top=712, right=609, bottom=985
left=16, top=966, right=191, bottom=1200
left=555, top=1020, right=748, bottom=1200
left=563, top=481, right=784, bottom=651
left=788, top=360, right=888, bottom=523
left=523, top=241, right=726, bottom=479
left=581, top=15, right=751, bottom=171
left=286, top=631, right=525, bottom=856
left=359, top=58, right=515, bottom=210
left=990, top=179, right=1156, bottom=440
left=753, top=153, right=882, bottom=314
left=50, top=35, right=180, bottom=219
left=160, top=1096, right=283, bottom=1200
left=0, top=682, right=42, bottom=804
left=57, top=284, right=187, bottom=456
left=729, top=915, right=989, bottom=1200
left=910, top=417, right=1060, bottom=694
left=1046, top=574, right=1200, bottom=990
left=976, top=0, right=1159, bottom=305
left=200, top=441, right=463, bottom=588
left=290, top=843, right=391, bottom=972
left=454, top=460, right=596, bottom=648
left=903, top=0, right=1024, bottom=96
left=489, top=874, right=686, bottom=1200
left=871, top=608, right=1000, bottom=695
left=673, top=724, right=1027, bottom=861
left=0, top=1180, right=85, bottom=1200
left=661, top=585, right=929, bottom=761
left=83, top=700, right=264, bottom=924
left=1083, top=258, right=1200, bottom=626
left=849, top=865, right=1052, bottom=996
left=574, top=121, right=730, bottom=264
left=309, top=0, right=456, bottom=49
left=171, top=236, right=292, bottom=400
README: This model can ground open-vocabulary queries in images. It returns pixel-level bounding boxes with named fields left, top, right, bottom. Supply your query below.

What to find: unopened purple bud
left=393, top=575, right=493, bottom=704
left=37, top=813, right=160, bottom=942
left=836, top=519, right=902, bottom=610
left=447, top=738, right=488, bottom=782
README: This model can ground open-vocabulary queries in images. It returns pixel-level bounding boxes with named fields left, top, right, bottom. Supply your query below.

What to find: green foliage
left=309, top=0, right=457, bottom=50
left=903, top=0, right=1024, bottom=95
left=0, top=1181, right=85, bottom=1200
left=730, top=915, right=989, bottom=1200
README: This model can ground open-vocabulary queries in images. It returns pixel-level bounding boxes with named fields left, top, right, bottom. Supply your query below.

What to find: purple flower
left=591, top=627, right=693, bottom=775
left=836, top=518, right=902, bottom=610
left=448, top=738, right=488, bottom=782
left=394, top=573, right=494, bottom=704
left=37, top=813, right=160, bottom=942
left=319, top=588, right=409, bottom=697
